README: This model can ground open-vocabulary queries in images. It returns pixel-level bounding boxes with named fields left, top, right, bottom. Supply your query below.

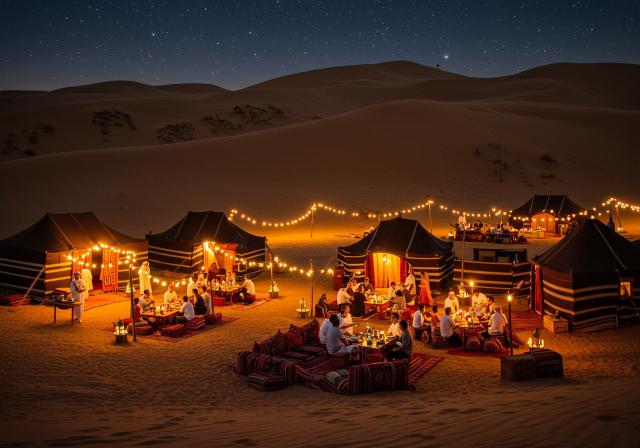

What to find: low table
left=211, top=287, right=242, bottom=300
left=296, top=308, right=309, bottom=319
left=363, top=298, right=391, bottom=315
left=43, top=299, right=82, bottom=326
left=142, top=310, right=179, bottom=328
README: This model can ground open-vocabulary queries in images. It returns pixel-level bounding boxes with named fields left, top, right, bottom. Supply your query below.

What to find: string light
left=229, top=203, right=347, bottom=228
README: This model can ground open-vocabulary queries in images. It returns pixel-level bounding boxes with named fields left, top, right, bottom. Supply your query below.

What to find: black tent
left=337, top=217, right=454, bottom=291
left=531, top=219, right=640, bottom=331
left=0, top=213, right=148, bottom=298
left=146, top=211, right=266, bottom=278
left=509, top=195, right=590, bottom=234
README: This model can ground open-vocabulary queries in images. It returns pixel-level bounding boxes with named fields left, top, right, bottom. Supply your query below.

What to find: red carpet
left=85, top=292, right=130, bottom=311
left=447, top=346, right=509, bottom=358
left=101, top=316, right=239, bottom=343
left=217, top=298, right=271, bottom=312
left=511, top=309, right=544, bottom=332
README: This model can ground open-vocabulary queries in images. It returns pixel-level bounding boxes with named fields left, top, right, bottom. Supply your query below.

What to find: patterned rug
left=85, top=292, right=130, bottom=311
left=511, top=310, right=544, bottom=332
left=101, top=316, right=239, bottom=343
left=217, top=298, right=271, bottom=312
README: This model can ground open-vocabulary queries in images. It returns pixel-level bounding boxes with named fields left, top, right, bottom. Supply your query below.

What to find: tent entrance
left=531, top=212, right=556, bottom=234
left=366, top=253, right=407, bottom=288
left=200, top=242, right=236, bottom=282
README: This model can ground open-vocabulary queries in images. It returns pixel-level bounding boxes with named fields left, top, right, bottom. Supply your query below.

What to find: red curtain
left=400, top=259, right=407, bottom=283
left=366, top=255, right=375, bottom=287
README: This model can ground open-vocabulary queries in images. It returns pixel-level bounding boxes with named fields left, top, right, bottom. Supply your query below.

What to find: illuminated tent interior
left=508, top=195, right=590, bottom=234
left=532, top=219, right=640, bottom=331
left=0, top=212, right=148, bottom=299
left=146, top=211, right=265, bottom=279
left=337, top=217, right=454, bottom=291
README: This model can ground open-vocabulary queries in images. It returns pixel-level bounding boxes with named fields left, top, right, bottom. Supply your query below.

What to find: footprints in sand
left=442, top=407, right=486, bottom=414
left=595, top=414, right=622, bottom=422
left=231, top=438, right=258, bottom=447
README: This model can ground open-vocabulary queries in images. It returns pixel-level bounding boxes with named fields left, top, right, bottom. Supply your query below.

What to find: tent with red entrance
left=508, top=195, right=590, bottom=235
left=531, top=219, right=640, bottom=331
left=337, top=217, right=454, bottom=291
left=0, top=212, right=148, bottom=299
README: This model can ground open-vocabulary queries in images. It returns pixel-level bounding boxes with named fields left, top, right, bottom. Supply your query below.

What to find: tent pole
left=129, top=263, right=137, bottom=342
left=460, top=225, right=466, bottom=290
left=310, top=258, right=314, bottom=316
left=615, top=204, right=623, bottom=230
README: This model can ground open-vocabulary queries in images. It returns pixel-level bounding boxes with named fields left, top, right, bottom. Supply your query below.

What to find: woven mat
left=85, top=292, right=130, bottom=311
left=101, top=316, right=239, bottom=343
left=217, top=298, right=270, bottom=312
left=447, top=346, right=510, bottom=358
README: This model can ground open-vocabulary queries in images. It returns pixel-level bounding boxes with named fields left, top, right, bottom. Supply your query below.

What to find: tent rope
left=594, top=225, right=627, bottom=270
left=193, top=211, right=211, bottom=242
left=49, top=214, right=76, bottom=249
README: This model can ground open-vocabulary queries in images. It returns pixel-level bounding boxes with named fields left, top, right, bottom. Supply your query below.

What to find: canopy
left=508, top=195, right=590, bottom=230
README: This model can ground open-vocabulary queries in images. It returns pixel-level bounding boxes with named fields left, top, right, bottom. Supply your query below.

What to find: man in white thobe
left=80, top=268, right=93, bottom=305
left=138, top=261, right=152, bottom=294
left=164, top=284, right=177, bottom=304
left=70, top=271, right=86, bottom=323
left=186, top=275, right=198, bottom=301
left=444, top=291, right=460, bottom=313
left=405, top=270, right=416, bottom=295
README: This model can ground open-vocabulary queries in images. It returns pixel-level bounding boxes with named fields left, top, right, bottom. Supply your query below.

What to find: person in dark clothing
left=192, top=288, right=207, bottom=315
left=351, top=285, right=366, bottom=317
left=315, top=293, right=330, bottom=317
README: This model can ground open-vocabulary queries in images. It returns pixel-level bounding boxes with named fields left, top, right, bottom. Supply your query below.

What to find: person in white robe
left=387, top=282, right=397, bottom=299
left=164, top=284, right=178, bottom=304
left=470, top=289, right=488, bottom=317
left=138, top=261, right=152, bottom=294
left=80, top=268, right=93, bottom=304
left=444, top=291, right=460, bottom=313
left=404, top=270, right=416, bottom=295
left=186, top=275, right=198, bottom=302
left=387, top=312, right=402, bottom=337
left=70, top=271, right=86, bottom=323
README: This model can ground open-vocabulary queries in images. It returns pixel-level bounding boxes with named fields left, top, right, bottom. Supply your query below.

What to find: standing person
left=401, top=283, right=414, bottom=306
left=202, top=286, right=212, bottom=315
left=239, top=274, right=255, bottom=301
left=176, top=296, right=195, bottom=324
left=80, top=267, right=93, bottom=303
left=405, top=269, right=416, bottom=296
left=387, top=320, right=414, bottom=360
left=186, top=275, right=198, bottom=302
left=351, top=285, right=366, bottom=318
left=458, top=214, right=467, bottom=228
left=440, top=307, right=463, bottom=347
left=444, top=291, right=460, bottom=313
left=164, top=283, right=177, bottom=304
left=138, top=261, right=152, bottom=294
left=419, top=271, right=434, bottom=306
left=70, top=271, right=86, bottom=323
left=412, top=304, right=428, bottom=333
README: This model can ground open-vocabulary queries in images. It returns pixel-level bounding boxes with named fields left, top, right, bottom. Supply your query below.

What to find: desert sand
left=1, top=61, right=640, bottom=447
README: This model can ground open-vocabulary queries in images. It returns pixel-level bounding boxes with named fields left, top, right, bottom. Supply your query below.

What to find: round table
left=296, top=308, right=309, bottom=319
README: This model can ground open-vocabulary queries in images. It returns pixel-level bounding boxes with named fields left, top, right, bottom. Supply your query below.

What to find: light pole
left=128, top=253, right=137, bottom=342
left=508, top=295, right=513, bottom=356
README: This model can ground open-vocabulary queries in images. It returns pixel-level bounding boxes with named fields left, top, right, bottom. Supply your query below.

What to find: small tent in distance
left=509, top=195, right=590, bottom=235
left=531, top=219, right=640, bottom=331
left=337, top=217, right=454, bottom=291
left=146, top=211, right=266, bottom=280
left=0, top=212, right=148, bottom=299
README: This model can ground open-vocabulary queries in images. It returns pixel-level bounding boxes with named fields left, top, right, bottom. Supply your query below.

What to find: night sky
left=1, top=1, right=638, bottom=91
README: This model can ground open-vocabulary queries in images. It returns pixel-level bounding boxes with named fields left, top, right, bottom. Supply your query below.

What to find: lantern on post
left=508, top=295, right=513, bottom=355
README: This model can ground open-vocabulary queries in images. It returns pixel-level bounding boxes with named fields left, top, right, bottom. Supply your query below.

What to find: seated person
left=471, top=288, right=488, bottom=317
left=337, top=284, right=353, bottom=305
left=444, top=291, right=460, bottom=313
left=391, top=289, right=407, bottom=312
left=176, top=296, right=195, bottom=324
left=315, top=293, right=330, bottom=317
left=351, top=286, right=366, bottom=318
left=481, top=305, right=508, bottom=345
left=163, top=284, right=177, bottom=304
left=401, top=283, right=415, bottom=306
left=501, top=224, right=511, bottom=234
left=474, top=219, right=484, bottom=230
left=362, top=277, right=375, bottom=296
left=239, top=274, right=255, bottom=301
left=202, top=286, right=212, bottom=315
left=387, top=282, right=397, bottom=299
left=412, top=304, right=428, bottom=332
left=225, top=270, right=235, bottom=287
left=485, top=296, right=496, bottom=317
left=386, top=320, right=414, bottom=360
left=132, top=297, right=149, bottom=327
left=338, top=304, right=356, bottom=336
left=440, top=307, right=463, bottom=347
left=138, top=289, right=154, bottom=312
left=326, top=317, right=360, bottom=362
left=192, top=288, right=207, bottom=315
left=431, top=305, right=441, bottom=335
left=319, top=315, right=336, bottom=344
left=387, top=312, right=402, bottom=337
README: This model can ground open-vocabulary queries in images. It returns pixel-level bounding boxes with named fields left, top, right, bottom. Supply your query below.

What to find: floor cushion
left=327, top=369, right=350, bottom=390
left=293, top=365, right=314, bottom=383
left=185, top=316, right=205, bottom=331
left=255, top=332, right=287, bottom=356
left=279, top=351, right=317, bottom=363
left=204, top=313, right=222, bottom=325
left=330, top=352, right=351, bottom=368
left=466, top=335, right=482, bottom=351
left=212, top=297, right=226, bottom=306
left=235, top=351, right=298, bottom=385
left=347, top=359, right=410, bottom=395
left=483, top=337, right=504, bottom=353
left=298, top=319, right=320, bottom=343
left=430, top=333, right=449, bottom=349
left=134, top=325, right=153, bottom=336
left=364, top=352, right=384, bottom=364
left=248, top=372, right=287, bottom=391
left=291, top=344, right=327, bottom=357
left=283, top=326, right=304, bottom=350
left=160, top=324, right=186, bottom=338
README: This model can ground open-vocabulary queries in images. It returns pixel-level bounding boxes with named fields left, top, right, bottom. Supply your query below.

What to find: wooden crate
left=544, top=315, right=569, bottom=334
left=501, top=354, right=537, bottom=382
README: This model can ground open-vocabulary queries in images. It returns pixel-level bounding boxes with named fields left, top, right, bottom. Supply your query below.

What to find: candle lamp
left=113, top=318, right=128, bottom=344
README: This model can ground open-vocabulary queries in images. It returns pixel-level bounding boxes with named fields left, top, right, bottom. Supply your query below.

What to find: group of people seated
left=455, top=215, right=515, bottom=234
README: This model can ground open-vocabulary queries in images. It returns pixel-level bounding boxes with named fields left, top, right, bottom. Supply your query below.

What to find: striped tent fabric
left=337, top=217, right=454, bottom=291
left=533, top=219, right=640, bottom=332
left=453, top=260, right=531, bottom=295
left=146, top=211, right=265, bottom=278
left=0, top=213, right=147, bottom=299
